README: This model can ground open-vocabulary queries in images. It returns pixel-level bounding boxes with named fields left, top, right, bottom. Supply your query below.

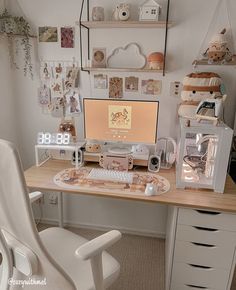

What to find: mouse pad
left=53, top=167, right=170, bottom=196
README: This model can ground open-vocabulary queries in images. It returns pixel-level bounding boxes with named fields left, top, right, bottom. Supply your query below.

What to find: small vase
left=92, top=7, right=105, bottom=21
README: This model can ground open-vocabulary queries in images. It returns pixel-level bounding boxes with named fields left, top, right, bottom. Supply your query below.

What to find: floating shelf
left=81, top=21, right=173, bottom=29
left=193, top=59, right=236, bottom=66
left=0, top=32, right=37, bottom=38
left=82, top=67, right=164, bottom=73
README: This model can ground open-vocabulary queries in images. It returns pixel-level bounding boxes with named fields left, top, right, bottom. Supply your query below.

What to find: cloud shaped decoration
left=107, top=43, right=146, bottom=69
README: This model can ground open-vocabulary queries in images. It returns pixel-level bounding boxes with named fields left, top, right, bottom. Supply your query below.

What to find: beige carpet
left=37, top=224, right=236, bottom=290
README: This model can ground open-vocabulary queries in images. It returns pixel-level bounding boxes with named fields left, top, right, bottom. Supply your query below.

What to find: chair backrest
left=0, top=139, right=76, bottom=289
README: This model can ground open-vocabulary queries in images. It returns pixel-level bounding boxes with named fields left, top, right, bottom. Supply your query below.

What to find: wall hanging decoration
left=94, top=74, right=108, bottom=89
left=0, top=0, right=36, bottom=78
left=107, top=43, right=146, bottom=69
left=38, top=59, right=80, bottom=118
left=109, top=77, right=123, bottom=99
left=125, top=76, right=139, bottom=92
left=141, top=79, right=162, bottom=95
left=61, top=27, right=74, bottom=48
left=38, top=26, right=58, bottom=42
left=193, top=0, right=236, bottom=67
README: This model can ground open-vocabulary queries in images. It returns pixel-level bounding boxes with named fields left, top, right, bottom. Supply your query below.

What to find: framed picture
left=92, top=48, right=106, bottom=68
left=61, top=27, right=74, bottom=48
left=94, top=74, right=108, bottom=89
left=125, top=76, right=139, bottom=92
left=39, top=26, right=58, bottom=42
left=109, top=77, right=123, bottom=99
left=141, top=79, right=162, bottom=95
left=65, top=89, right=81, bottom=116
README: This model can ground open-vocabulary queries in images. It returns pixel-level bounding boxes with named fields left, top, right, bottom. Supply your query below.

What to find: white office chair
left=0, top=139, right=121, bottom=290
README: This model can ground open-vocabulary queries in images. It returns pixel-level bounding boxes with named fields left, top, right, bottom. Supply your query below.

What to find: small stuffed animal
left=85, top=140, right=101, bottom=153
left=203, top=29, right=232, bottom=64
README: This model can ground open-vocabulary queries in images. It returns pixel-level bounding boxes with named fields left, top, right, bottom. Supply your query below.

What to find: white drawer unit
left=171, top=262, right=230, bottom=290
left=167, top=207, right=236, bottom=290
left=178, top=208, right=236, bottom=231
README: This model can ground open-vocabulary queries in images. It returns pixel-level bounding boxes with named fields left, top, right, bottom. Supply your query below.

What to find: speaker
left=148, top=154, right=161, bottom=173
left=71, top=149, right=83, bottom=166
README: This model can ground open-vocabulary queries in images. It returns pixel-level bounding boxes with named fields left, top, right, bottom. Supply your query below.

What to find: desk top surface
left=24, top=160, right=236, bottom=213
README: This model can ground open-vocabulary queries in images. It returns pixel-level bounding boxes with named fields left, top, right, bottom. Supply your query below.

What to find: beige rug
left=38, top=224, right=236, bottom=290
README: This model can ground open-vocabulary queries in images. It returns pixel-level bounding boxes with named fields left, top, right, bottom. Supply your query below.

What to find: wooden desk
left=25, top=159, right=236, bottom=213
left=24, top=159, right=236, bottom=290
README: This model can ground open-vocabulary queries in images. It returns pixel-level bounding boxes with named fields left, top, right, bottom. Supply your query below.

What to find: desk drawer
left=174, top=240, right=234, bottom=269
left=178, top=208, right=236, bottom=231
left=176, top=224, right=236, bottom=246
left=171, top=262, right=229, bottom=290
left=171, top=284, right=221, bottom=290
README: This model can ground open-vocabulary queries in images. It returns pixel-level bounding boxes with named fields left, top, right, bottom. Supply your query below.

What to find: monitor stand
left=108, top=144, right=132, bottom=155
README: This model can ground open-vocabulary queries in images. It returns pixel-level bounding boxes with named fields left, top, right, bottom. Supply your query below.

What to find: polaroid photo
left=38, top=84, right=51, bottom=106
left=40, top=63, right=52, bottom=82
left=109, top=77, right=123, bottom=99
left=51, top=75, right=64, bottom=98
left=141, top=79, right=162, bottom=95
left=39, top=26, right=58, bottom=42
left=125, top=76, right=139, bottom=92
left=92, top=48, right=106, bottom=68
left=64, top=67, right=79, bottom=90
left=61, top=27, right=74, bottom=48
left=49, top=97, right=66, bottom=118
left=94, top=74, right=108, bottom=89
left=65, top=89, right=81, bottom=116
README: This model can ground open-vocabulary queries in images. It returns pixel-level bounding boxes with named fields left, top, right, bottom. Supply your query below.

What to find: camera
left=113, top=3, right=130, bottom=21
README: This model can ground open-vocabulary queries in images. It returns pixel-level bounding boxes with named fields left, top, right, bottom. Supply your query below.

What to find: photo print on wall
left=125, top=76, right=139, bottom=92
left=61, top=27, right=74, bottom=48
left=65, top=89, right=81, bottom=116
left=39, top=27, right=58, bottom=42
left=94, top=74, right=108, bottom=89
left=109, top=77, right=123, bottom=98
left=141, top=79, right=162, bottom=95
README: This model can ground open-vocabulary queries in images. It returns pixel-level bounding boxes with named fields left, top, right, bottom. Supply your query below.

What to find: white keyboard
left=87, top=168, right=133, bottom=184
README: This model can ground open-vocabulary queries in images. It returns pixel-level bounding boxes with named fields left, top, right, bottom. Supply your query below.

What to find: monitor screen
left=83, top=99, right=159, bottom=144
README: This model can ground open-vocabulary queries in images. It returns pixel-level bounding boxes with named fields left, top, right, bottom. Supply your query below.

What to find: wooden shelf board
left=193, top=59, right=236, bottom=66
left=82, top=67, right=164, bottom=73
left=81, top=21, right=173, bottom=29
left=0, top=32, right=37, bottom=38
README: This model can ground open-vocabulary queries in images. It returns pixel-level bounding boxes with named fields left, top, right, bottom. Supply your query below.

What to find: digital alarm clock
left=37, top=132, right=71, bottom=145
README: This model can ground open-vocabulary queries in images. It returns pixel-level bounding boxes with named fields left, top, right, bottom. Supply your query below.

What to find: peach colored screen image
left=84, top=99, right=158, bottom=143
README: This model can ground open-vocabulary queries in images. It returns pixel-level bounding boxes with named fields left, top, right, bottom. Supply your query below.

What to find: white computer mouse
left=145, top=183, right=157, bottom=196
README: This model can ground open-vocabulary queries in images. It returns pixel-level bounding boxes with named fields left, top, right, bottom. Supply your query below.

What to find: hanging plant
left=0, top=9, right=34, bottom=78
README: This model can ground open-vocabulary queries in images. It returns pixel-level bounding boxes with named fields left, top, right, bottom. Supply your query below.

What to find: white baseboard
left=37, top=217, right=166, bottom=239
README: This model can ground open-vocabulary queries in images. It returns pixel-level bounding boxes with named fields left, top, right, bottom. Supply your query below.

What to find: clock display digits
left=63, top=133, right=71, bottom=145
left=37, top=132, right=45, bottom=144
left=56, top=133, right=63, bottom=145
left=44, top=133, right=51, bottom=145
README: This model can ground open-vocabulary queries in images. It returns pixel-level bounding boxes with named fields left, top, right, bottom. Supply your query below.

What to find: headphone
left=157, top=137, right=177, bottom=165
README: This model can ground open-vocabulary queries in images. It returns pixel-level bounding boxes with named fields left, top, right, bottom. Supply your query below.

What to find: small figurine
left=203, top=29, right=232, bottom=64
left=147, top=52, right=164, bottom=70
left=112, top=3, right=130, bottom=21
left=85, top=140, right=101, bottom=153
left=92, top=7, right=105, bottom=21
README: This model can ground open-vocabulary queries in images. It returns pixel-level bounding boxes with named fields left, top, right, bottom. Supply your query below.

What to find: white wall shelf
left=81, top=21, right=173, bottom=29
left=82, top=67, right=164, bottom=73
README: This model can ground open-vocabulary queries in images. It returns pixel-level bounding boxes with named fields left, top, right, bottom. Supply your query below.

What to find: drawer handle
left=193, top=226, right=218, bottom=232
left=188, top=264, right=212, bottom=270
left=196, top=210, right=221, bottom=215
left=186, top=285, right=208, bottom=289
left=191, top=242, right=215, bottom=248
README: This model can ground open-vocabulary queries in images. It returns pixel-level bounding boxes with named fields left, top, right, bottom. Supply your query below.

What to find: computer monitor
left=83, top=99, right=159, bottom=150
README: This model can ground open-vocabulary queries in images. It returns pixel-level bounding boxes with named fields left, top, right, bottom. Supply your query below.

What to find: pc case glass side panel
left=181, top=132, right=218, bottom=187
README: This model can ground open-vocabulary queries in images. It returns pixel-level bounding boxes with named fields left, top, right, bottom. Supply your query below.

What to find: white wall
left=10, top=0, right=236, bottom=236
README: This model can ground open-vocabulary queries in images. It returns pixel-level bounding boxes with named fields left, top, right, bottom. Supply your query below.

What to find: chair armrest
left=75, top=230, right=121, bottom=261
left=29, top=191, right=44, bottom=203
